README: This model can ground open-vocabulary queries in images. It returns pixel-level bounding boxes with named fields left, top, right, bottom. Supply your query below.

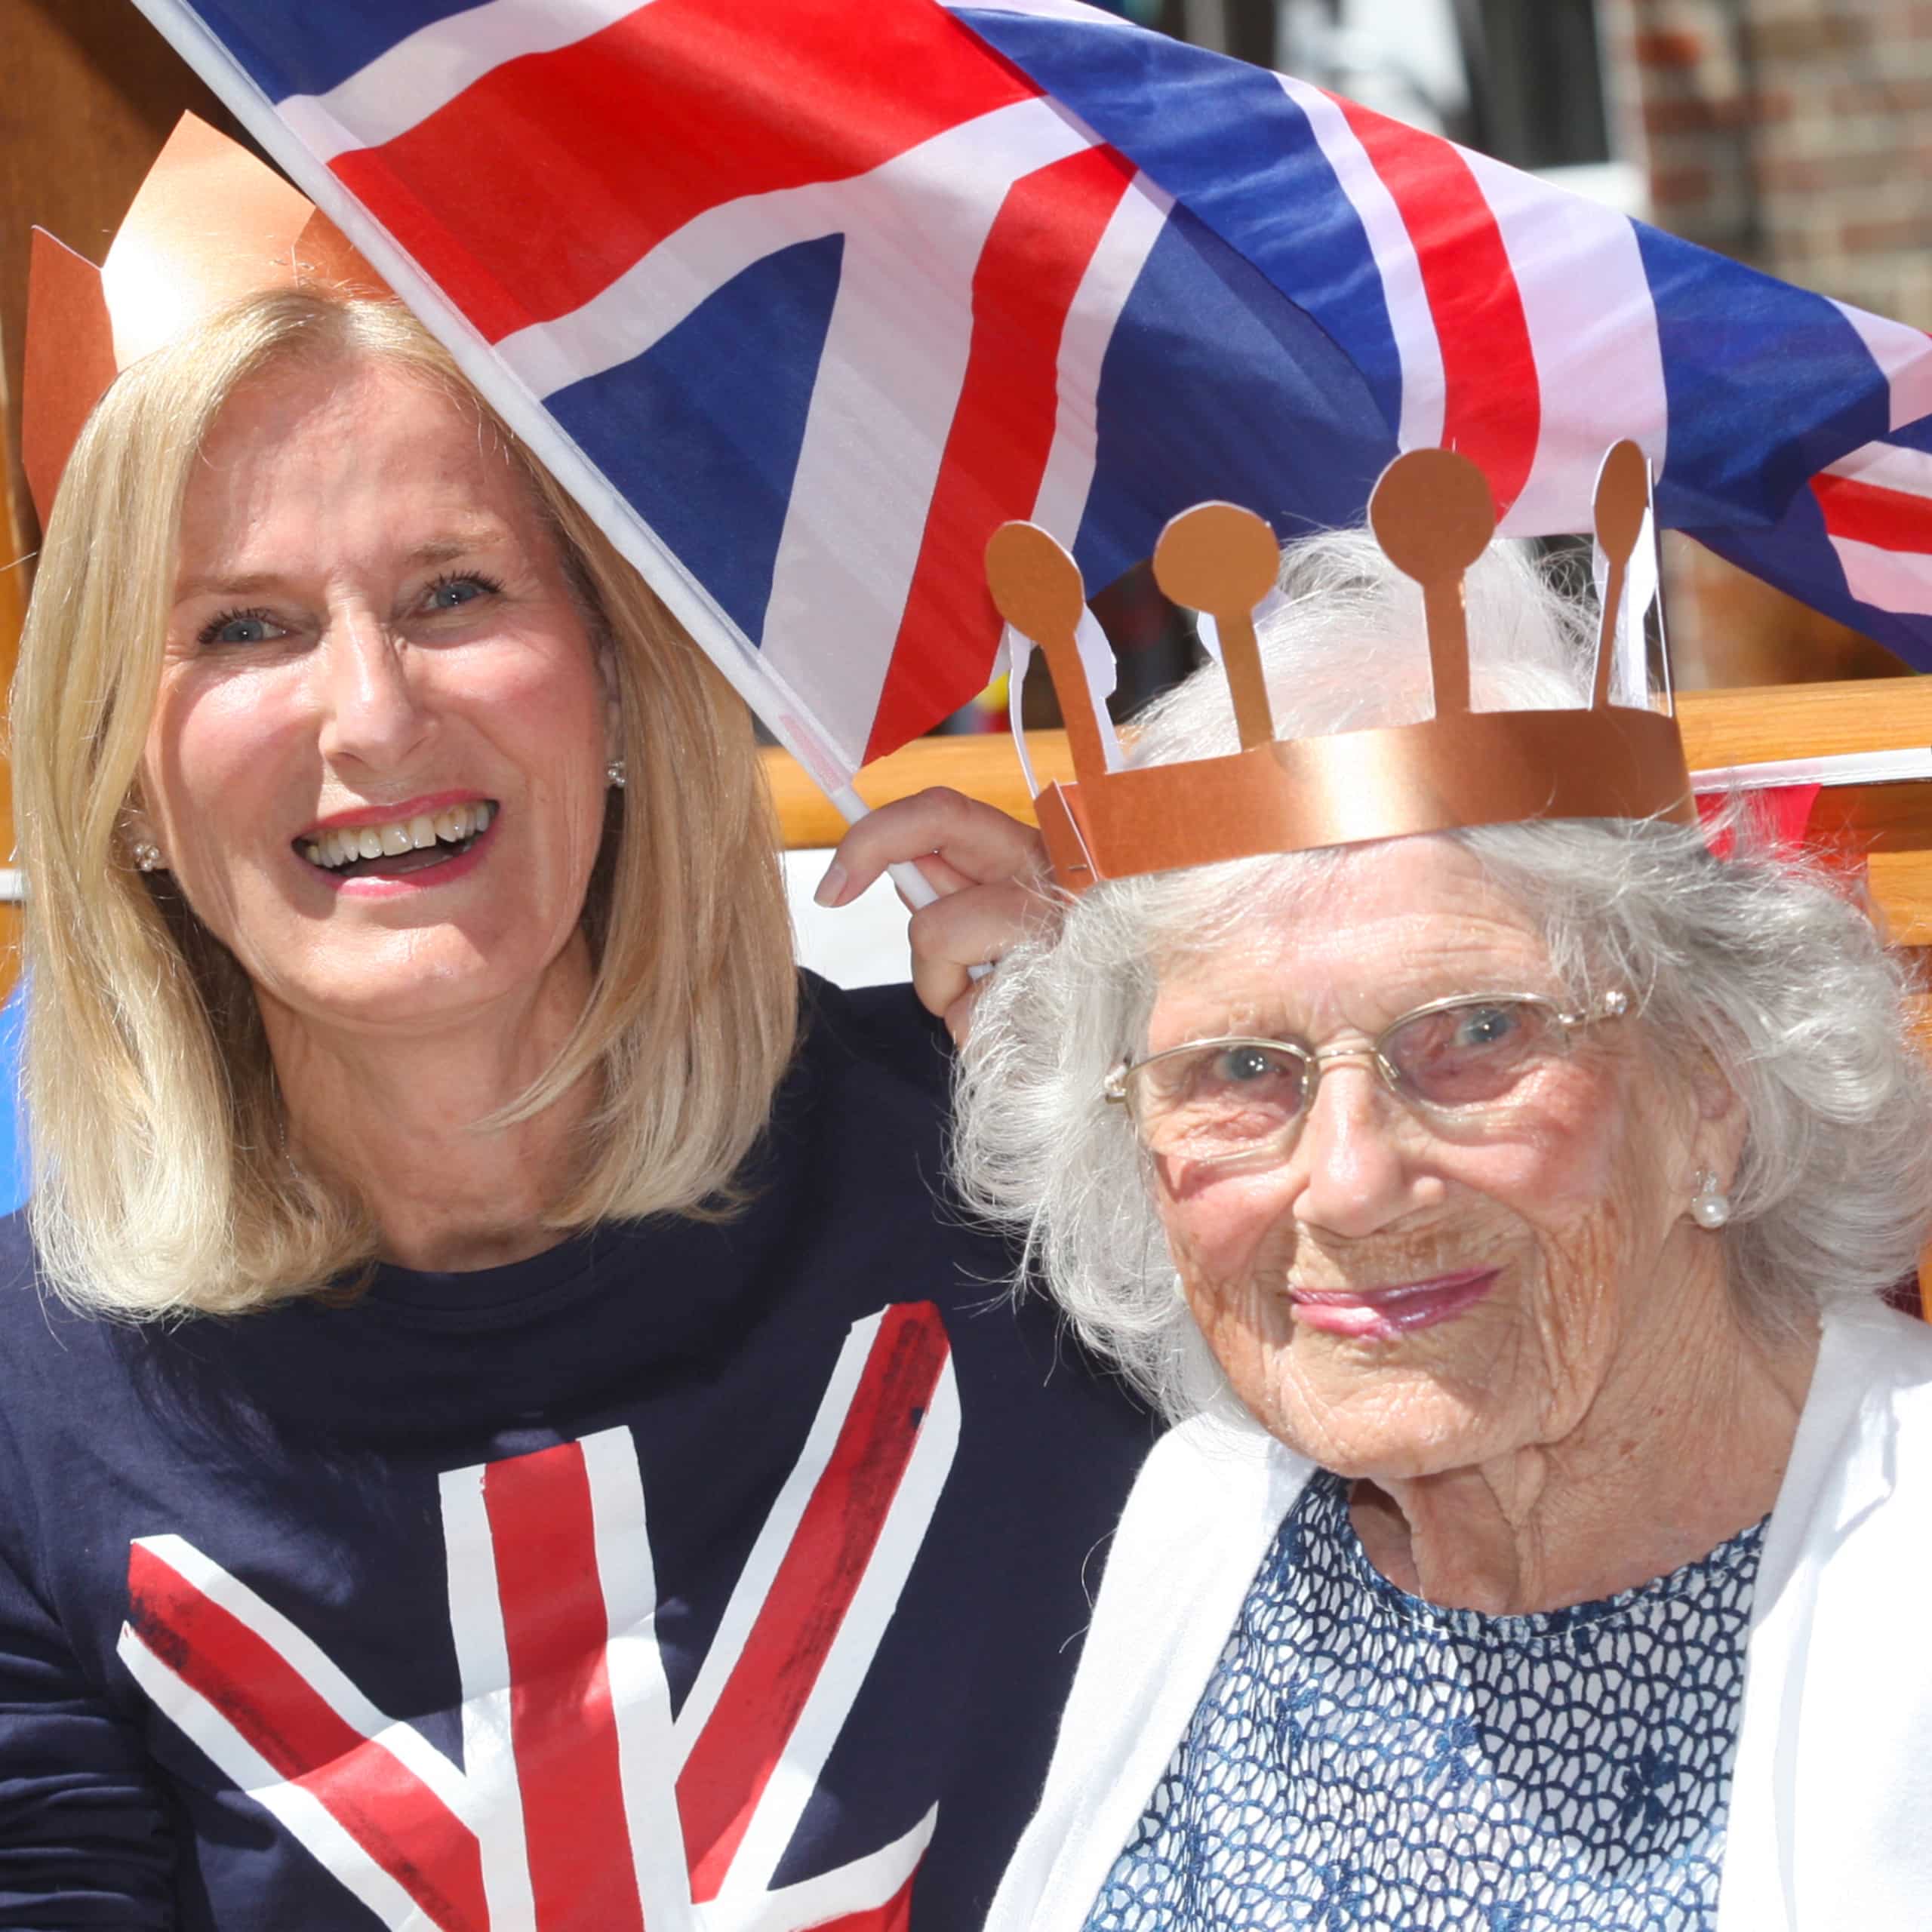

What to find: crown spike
left=1368, top=449, right=1496, bottom=718
left=21, top=229, right=116, bottom=529
left=990, top=445, right=1693, bottom=897
left=1591, top=440, right=1651, bottom=711
left=20, top=112, right=386, bottom=528
left=986, top=522, right=1112, bottom=788
left=1153, top=503, right=1281, bottom=752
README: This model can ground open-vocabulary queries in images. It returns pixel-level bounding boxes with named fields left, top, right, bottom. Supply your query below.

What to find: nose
left=312, top=608, right=432, bottom=772
left=1284, top=1056, right=1423, bottom=1239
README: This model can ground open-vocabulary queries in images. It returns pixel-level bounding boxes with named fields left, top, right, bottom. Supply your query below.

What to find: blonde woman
left=0, top=285, right=1141, bottom=1928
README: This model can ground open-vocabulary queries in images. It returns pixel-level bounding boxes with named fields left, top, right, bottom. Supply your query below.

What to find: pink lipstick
left=1289, top=1268, right=1499, bottom=1340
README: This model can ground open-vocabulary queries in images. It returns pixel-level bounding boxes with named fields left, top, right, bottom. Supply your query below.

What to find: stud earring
left=1690, top=1169, right=1731, bottom=1230
left=132, top=841, right=163, bottom=874
left=605, top=760, right=627, bottom=789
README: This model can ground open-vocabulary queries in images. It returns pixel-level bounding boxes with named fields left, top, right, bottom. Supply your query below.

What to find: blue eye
left=1452, top=1005, right=1520, bottom=1050
left=1216, top=1044, right=1285, bottom=1084
left=423, top=572, right=501, bottom=611
left=196, top=608, right=285, bottom=648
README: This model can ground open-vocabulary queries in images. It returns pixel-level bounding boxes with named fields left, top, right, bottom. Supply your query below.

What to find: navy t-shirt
left=0, top=977, right=1150, bottom=1930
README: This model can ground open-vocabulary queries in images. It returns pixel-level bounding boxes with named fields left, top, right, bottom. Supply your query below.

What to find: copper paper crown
left=986, top=441, right=1696, bottom=893
left=22, top=112, right=386, bottom=528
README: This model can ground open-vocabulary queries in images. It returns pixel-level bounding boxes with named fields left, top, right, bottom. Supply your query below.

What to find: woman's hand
left=817, top=788, right=1051, bottom=1044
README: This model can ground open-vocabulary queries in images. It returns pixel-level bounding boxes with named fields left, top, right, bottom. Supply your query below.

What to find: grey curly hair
left=953, top=529, right=1932, bottom=1420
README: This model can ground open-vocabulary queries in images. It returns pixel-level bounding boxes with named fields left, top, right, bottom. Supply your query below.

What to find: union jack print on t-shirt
left=121, top=1305, right=954, bottom=1930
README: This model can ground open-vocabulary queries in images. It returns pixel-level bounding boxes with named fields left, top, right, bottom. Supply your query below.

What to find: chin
left=268, top=948, right=544, bottom=1032
left=1309, top=1433, right=1492, bottom=1484
left=1253, top=1350, right=1530, bottom=1481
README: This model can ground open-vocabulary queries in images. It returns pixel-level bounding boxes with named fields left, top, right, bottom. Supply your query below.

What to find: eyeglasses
left=1105, top=990, right=1631, bottom=1168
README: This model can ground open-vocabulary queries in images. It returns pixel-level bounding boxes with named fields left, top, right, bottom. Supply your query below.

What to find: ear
left=598, top=641, right=622, bottom=768
left=122, top=785, right=158, bottom=851
left=1686, top=1049, right=1748, bottom=1187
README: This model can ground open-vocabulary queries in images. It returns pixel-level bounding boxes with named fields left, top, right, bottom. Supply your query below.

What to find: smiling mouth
left=297, top=801, right=496, bottom=880
left=1288, top=1267, right=1500, bottom=1340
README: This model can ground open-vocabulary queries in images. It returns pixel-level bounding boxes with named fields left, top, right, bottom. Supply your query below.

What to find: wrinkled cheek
left=1520, top=1188, right=1646, bottom=1423
left=1158, top=1181, right=1300, bottom=1386
left=1157, top=1164, right=1298, bottom=1291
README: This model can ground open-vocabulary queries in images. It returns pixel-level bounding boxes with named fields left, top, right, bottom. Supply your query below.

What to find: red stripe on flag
left=679, top=1303, right=952, bottom=1900
left=1813, top=472, right=1932, bottom=554
left=483, top=1441, right=645, bottom=1931
left=1334, top=97, right=1540, bottom=518
left=125, top=1543, right=488, bottom=1931
left=863, top=145, right=1136, bottom=764
left=331, top=0, right=1038, bottom=343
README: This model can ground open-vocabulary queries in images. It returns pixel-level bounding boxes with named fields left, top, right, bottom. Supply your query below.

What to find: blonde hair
left=15, top=290, right=798, bottom=1318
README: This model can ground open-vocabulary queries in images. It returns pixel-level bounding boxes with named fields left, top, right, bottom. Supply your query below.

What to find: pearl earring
left=605, top=760, right=627, bottom=789
left=132, top=841, right=163, bottom=873
left=1690, top=1169, right=1731, bottom=1230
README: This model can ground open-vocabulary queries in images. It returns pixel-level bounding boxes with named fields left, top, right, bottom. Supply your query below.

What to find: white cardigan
left=987, top=1300, right=1932, bottom=1930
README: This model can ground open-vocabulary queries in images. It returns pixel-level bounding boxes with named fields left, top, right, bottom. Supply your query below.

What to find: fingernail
left=813, top=861, right=849, bottom=908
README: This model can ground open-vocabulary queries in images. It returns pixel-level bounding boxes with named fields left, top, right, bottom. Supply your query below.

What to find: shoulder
left=757, top=974, right=959, bottom=1204
left=1840, top=1303, right=1932, bottom=1503
left=0, top=1209, right=85, bottom=1379
left=0, top=1208, right=131, bottom=1419
left=1761, top=1300, right=1932, bottom=1589
left=0, top=1211, right=124, bottom=1561
left=0, top=1205, right=38, bottom=1297
left=714, top=972, right=990, bottom=1288
left=792, top=971, right=954, bottom=1105
left=1105, top=1406, right=1312, bottom=1581
left=1817, top=1297, right=1932, bottom=1429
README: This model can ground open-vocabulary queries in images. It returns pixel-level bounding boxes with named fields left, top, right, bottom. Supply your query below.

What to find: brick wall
left=1598, top=0, right=1930, bottom=684
left=1605, top=0, right=1932, bottom=321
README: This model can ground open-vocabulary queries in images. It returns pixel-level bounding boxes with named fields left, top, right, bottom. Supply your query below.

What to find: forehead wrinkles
left=1153, top=901, right=1554, bottom=1043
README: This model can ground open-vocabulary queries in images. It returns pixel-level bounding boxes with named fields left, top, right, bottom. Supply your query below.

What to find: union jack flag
left=118, top=1303, right=958, bottom=1931
left=133, top=0, right=1932, bottom=795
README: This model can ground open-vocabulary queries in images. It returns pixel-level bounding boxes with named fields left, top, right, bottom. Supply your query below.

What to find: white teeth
left=301, top=804, right=497, bottom=869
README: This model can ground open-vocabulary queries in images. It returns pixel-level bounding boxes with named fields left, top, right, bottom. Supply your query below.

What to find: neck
left=262, top=943, right=598, bottom=1272
left=1349, top=1249, right=1820, bottom=1616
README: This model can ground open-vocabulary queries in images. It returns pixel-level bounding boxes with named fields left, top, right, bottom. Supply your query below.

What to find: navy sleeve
left=0, top=1395, right=174, bottom=1925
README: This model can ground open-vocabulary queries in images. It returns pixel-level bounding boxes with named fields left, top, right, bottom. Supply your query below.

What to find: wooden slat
left=1674, top=679, right=1932, bottom=769
left=761, top=731, right=1074, bottom=850
left=761, top=679, right=1932, bottom=962
left=761, top=678, right=1932, bottom=848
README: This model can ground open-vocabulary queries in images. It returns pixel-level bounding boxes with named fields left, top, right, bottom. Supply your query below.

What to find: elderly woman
left=0, top=257, right=1146, bottom=1924
left=967, top=529, right=1932, bottom=1929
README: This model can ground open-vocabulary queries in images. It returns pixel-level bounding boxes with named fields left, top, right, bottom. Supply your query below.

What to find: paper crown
left=22, top=112, right=386, bottom=528
left=986, top=441, right=1697, bottom=893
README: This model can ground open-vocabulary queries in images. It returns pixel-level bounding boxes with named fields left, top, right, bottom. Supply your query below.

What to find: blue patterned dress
left=1082, top=1471, right=1765, bottom=1930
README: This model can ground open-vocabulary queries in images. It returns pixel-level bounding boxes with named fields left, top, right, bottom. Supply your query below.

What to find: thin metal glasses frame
left=1103, top=989, right=1632, bottom=1125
